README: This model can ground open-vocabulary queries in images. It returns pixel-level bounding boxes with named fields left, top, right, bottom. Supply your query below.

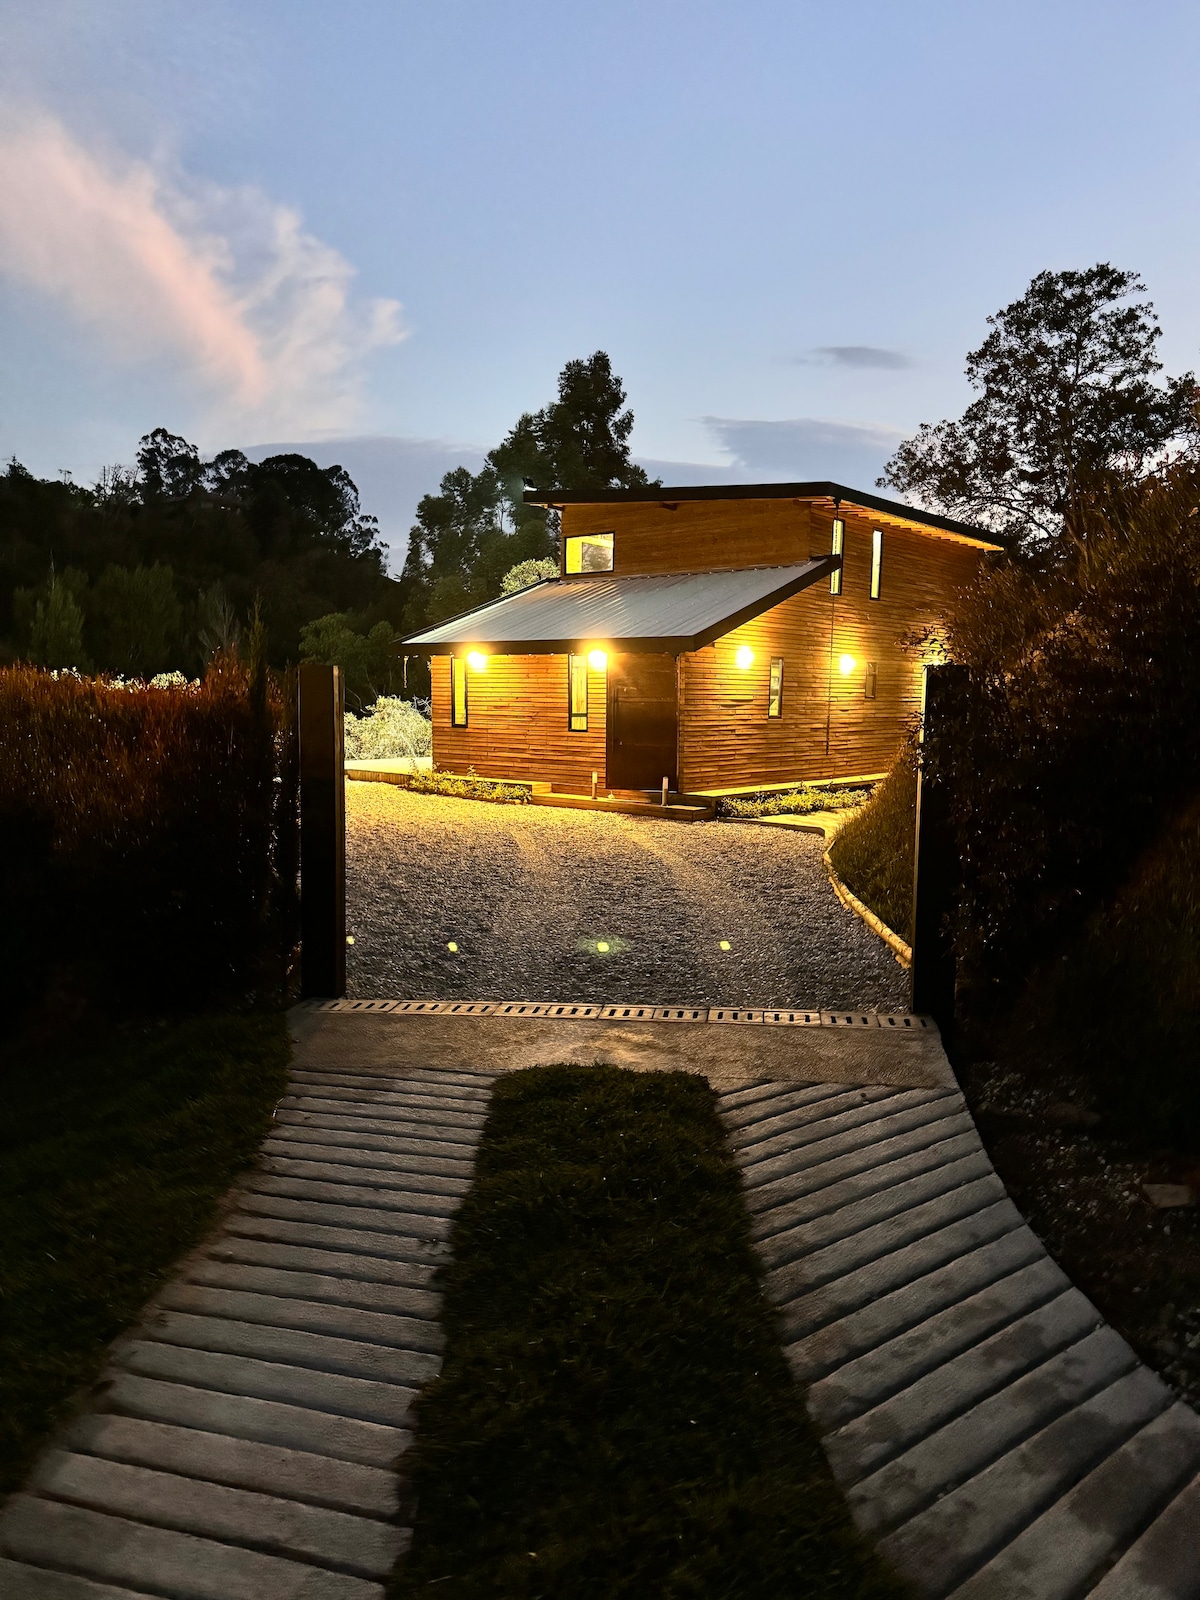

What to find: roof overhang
left=523, top=479, right=1004, bottom=551
left=402, top=555, right=840, bottom=655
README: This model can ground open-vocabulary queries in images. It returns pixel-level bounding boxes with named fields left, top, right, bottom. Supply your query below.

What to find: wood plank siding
left=431, top=652, right=608, bottom=790
left=428, top=497, right=987, bottom=792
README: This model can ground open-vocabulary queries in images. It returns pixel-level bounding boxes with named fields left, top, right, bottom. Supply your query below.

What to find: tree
left=299, top=612, right=403, bottom=709
left=879, top=265, right=1197, bottom=552
left=501, top=557, right=558, bottom=594
left=400, top=351, right=656, bottom=632
left=28, top=572, right=88, bottom=669
left=89, top=563, right=183, bottom=676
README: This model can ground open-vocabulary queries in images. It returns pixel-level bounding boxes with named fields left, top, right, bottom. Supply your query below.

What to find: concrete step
left=272, top=1111, right=477, bottom=1153
left=765, top=1174, right=1008, bottom=1293
left=739, top=1109, right=975, bottom=1193
left=1087, top=1466, right=1200, bottom=1599
left=288, top=1069, right=493, bottom=1101
left=0, top=1560, right=151, bottom=1598
left=142, top=1307, right=442, bottom=1382
left=720, top=1082, right=869, bottom=1129
left=258, top=1155, right=472, bottom=1197
left=279, top=1083, right=488, bottom=1116
left=26, top=1451, right=405, bottom=1578
left=205, top=1236, right=439, bottom=1289
left=735, top=1095, right=963, bottom=1170
left=875, top=1365, right=1171, bottom=1595
left=244, top=1175, right=460, bottom=1219
left=235, top=1192, right=455, bottom=1242
left=724, top=1084, right=909, bottom=1139
left=159, top=1283, right=443, bottom=1351
left=97, top=1374, right=410, bottom=1469
left=262, top=1137, right=474, bottom=1177
left=183, top=1261, right=442, bottom=1320
left=222, top=1211, right=450, bottom=1262
left=828, top=1290, right=1105, bottom=1485
left=59, top=1415, right=398, bottom=1519
left=806, top=1254, right=1072, bottom=1429
left=0, top=1496, right=382, bottom=1599
left=948, top=1403, right=1200, bottom=1599
left=279, top=1095, right=485, bottom=1130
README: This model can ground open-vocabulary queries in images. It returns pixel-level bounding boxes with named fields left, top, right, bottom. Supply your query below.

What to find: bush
left=719, top=784, right=872, bottom=819
left=344, top=696, right=432, bottom=760
left=826, top=745, right=917, bottom=942
left=405, top=769, right=530, bottom=805
left=0, top=659, right=298, bottom=1023
left=927, top=461, right=1200, bottom=1009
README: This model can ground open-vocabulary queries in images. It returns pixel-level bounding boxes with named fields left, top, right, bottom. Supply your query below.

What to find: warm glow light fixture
left=466, top=651, right=487, bottom=672
left=838, top=653, right=857, bottom=677
left=735, top=645, right=755, bottom=670
left=587, top=648, right=608, bottom=671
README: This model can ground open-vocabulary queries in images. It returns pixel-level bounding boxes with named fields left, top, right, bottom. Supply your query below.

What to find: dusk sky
left=3, top=0, right=1200, bottom=562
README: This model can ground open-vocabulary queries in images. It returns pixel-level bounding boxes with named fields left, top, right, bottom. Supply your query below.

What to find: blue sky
left=3, top=0, right=1200, bottom=562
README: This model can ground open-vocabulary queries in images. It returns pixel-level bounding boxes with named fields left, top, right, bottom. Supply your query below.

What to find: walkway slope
left=0, top=1062, right=498, bottom=1599
left=719, top=1077, right=1200, bottom=1600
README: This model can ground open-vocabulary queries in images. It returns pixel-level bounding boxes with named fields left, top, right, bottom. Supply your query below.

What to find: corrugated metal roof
left=402, top=558, right=838, bottom=654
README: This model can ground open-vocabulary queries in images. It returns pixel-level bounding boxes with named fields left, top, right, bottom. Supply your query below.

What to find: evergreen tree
left=28, top=573, right=88, bottom=669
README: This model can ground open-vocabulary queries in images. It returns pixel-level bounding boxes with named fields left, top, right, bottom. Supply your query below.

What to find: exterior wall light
left=838, top=653, right=857, bottom=677
left=466, top=651, right=488, bottom=672
left=587, top=648, right=608, bottom=671
left=735, top=645, right=755, bottom=670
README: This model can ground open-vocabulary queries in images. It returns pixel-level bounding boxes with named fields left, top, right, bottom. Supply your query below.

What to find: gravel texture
left=346, top=784, right=911, bottom=1011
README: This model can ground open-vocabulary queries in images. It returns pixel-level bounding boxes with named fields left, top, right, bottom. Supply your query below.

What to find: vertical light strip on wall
left=870, top=528, right=884, bottom=599
left=568, top=653, right=588, bottom=731
left=830, top=518, right=844, bottom=595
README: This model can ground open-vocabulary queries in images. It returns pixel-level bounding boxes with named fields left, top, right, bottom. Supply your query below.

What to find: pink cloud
left=0, top=114, right=404, bottom=433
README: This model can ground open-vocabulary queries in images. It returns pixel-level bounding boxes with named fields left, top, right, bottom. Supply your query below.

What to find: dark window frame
left=567, top=652, right=588, bottom=731
left=767, top=656, right=784, bottom=718
left=450, top=656, right=469, bottom=727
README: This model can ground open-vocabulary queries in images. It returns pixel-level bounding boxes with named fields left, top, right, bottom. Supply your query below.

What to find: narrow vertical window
left=870, top=528, right=883, bottom=599
left=451, top=656, right=468, bottom=726
left=830, top=518, right=844, bottom=595
left=568, top=653, right=588, bottom=731
left=767, top=657, right=784, bottom=718
left=864, top=661, right=878, bottom=700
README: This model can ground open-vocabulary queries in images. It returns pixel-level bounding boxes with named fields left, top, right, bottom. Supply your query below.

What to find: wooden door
left=607, top=654, right=678, bottom=790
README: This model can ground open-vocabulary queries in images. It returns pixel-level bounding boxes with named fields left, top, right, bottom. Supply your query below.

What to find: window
left=768, top=657, right=784, bottom=718
left=451, top=656, right=468, bottom=726
left=564, top=531, right=614, bottom=574
left=870, top=528, right=883, bottom=599
left=568, top=653, right=588, bottom=731
left=864, top=661, right=878, bottom=700
left=830, top=518, right=844, bottom=595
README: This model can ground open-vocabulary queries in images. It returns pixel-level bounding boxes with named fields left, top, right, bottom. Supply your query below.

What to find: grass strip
left=395, top=1064, right=908, bottom=1599
left=0, top=1012, right=290, bottom=1499
left=827, top=748, right=917, bottom=943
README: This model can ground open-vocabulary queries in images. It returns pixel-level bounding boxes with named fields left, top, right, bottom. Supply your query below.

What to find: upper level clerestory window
left=564, top=531, right=614, bottom=574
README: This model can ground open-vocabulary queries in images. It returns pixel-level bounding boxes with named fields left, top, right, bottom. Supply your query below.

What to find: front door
left=607, top=653, right=678, bottom=791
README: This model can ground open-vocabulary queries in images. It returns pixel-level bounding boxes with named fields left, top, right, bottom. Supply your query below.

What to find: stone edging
left=823, top=847, right=913, bottom=970
left=311, top=998, right=933, bottom=1030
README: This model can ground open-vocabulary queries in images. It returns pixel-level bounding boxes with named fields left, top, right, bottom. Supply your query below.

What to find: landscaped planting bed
left=395, top=1064, right=907, bottom=1599
left=0, top=1013, right=290, bottom=1500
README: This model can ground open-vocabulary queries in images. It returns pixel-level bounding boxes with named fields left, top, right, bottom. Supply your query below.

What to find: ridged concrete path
left=0, top=1061, right=498, bottom=1599
left=719, top=1078, right=1200, bottom=1599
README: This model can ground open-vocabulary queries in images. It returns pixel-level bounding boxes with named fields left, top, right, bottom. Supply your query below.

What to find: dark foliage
left=880, top=265, right=1197, bottom=552
left=1, top=432, right=402, bottom=672
left=0, top=659, right=298, bottom=1024
left=827, top=745, right=918, bottom=942
left=0, top=1012, right=289, bottom=1498
left=396, top=1065, right=907, bottom=1600
left=399, top=352, right=658, bottom=645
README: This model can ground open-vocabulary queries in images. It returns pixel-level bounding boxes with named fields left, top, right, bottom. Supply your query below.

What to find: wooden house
left=403, top=483, right=1000, bottom=795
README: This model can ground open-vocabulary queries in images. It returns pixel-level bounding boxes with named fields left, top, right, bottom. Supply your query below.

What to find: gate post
left=910, top=664, right=964, bottom=1035
left=299, top=662, right=346, bottom=998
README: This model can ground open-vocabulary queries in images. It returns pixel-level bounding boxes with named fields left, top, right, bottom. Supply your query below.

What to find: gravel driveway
left=346, top=784, right=910, bottom=1011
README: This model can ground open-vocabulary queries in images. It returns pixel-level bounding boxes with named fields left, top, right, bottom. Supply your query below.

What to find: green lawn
left=395, top=1064, right=908, bottom=1600
left=0, top=1012, right=290, bottom=1499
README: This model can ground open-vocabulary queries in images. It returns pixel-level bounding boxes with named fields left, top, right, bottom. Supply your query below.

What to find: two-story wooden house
left=402, top=482, right=1000, bottom=794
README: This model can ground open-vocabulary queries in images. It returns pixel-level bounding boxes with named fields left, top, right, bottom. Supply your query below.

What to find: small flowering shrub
left=404, top=768, right=530, bottom=805
left=718, top=784, right=872, bottom=819
left=0, top=659, right=298, bottom=1022
left=344, top=696, right=432, bottom=761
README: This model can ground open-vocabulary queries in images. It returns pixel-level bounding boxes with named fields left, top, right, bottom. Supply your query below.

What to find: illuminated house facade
left=403, top=483, right=1000, bottom=794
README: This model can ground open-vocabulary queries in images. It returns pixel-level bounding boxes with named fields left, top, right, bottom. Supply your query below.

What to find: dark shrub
left=0, top=659, right=298, bottom=1022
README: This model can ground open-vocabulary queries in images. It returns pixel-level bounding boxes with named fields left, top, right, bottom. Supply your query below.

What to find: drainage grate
left=877, top=1012, right=934, bottom=1030
left=710, top=1008, right=765, bottom=1024
left=439, top=1000, right=498, bottom=1016
left=494, top=1001, right=554, bottom=1017
left=544, top=1003, right=603, bottom=1019
left=821, top=1012, right=882, bottom=1027
left=600, top=1004, right=657, bottom=1021
left=763, top=1009, right=822, bottom=1025
left=654, top=1006, right=709, bottom=1022
left=310, top=999, right=936, bottom=1032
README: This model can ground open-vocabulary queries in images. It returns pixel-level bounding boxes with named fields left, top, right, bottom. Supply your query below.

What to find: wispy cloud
left=0, top=113, right=404, bottom=436
left=704, top=416, right=905, bottom=485
left=798, top=345, right=914, bottom=370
